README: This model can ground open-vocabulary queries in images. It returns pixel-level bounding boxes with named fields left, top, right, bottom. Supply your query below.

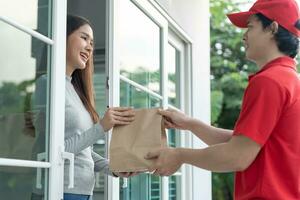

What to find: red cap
left=227, top=0, right=300, bottom=37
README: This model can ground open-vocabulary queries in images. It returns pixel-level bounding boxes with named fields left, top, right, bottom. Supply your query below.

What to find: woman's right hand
left=158, top=108, right=191, bottom=130
left=99, top=107, right=135, bottom=132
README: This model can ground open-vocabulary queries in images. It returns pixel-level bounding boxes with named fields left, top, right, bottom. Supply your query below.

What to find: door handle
left=62, top=151, right=74, bottom=189
left=36, top=152, right=46, bottom=189
left=36, top=151, right=74, bottom=189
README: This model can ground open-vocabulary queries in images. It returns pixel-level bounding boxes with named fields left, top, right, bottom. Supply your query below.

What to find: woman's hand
left=158, top=108, right=190, bottom=130
left=100, top=107, right=135, bottom=132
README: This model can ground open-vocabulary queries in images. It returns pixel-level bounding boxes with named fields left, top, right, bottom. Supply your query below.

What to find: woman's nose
left=86, top=43, right=92, bottom=52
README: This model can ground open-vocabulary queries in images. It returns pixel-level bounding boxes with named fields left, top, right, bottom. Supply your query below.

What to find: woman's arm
left=91, top=150, right=113, bottom=176
left=65, top=123, right=105, bottom=154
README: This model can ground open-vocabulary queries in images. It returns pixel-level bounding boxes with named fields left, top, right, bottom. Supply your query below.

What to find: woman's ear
left=269, top=21, right=279, bottom=35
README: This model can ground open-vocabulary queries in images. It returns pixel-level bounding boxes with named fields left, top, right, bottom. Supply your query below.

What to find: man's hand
left=158, top=108, right=190, bottom=130
left=144, top=147, right=183, bottom=176
left=100, top=107, right=135, bottom=132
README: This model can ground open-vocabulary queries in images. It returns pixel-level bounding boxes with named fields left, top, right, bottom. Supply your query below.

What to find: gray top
left=64, top=75, right=112, bottom=195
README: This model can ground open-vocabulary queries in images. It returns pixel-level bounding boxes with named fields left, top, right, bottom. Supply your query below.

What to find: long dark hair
left=67, top=15, right=99, bottom=123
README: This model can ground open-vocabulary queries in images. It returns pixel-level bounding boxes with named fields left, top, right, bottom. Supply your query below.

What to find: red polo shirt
left=233, top=56, right=300, bottom=200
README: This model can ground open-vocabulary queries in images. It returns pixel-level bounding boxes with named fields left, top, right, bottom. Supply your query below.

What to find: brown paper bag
left=109, top=108, right=167, bottom=172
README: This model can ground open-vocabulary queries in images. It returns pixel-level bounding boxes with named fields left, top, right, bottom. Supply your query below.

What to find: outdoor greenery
left=210, top=2, right=253, bottom=199
left=210, top=0, right=300, bottom=199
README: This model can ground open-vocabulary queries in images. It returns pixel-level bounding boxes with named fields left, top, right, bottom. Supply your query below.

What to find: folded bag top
left=109, top=107, right=167, bottom=172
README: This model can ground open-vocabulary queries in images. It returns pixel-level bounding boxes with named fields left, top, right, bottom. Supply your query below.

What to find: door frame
left=0, top=0, right=68, bottom=199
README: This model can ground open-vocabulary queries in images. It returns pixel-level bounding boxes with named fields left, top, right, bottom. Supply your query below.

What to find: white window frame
left=167, top=29, right=193, bottom=200
left=0, top=0, right=69, bottom=199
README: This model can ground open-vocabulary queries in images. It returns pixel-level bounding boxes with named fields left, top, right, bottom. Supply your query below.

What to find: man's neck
left=255, top=51, right=287, bottom=70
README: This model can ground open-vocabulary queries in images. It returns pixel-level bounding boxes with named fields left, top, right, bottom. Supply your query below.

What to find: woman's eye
left=81, top=36, right=87, bottom=40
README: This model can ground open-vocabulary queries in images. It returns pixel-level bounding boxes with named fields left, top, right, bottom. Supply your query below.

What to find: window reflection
left=93, top=53, right=107, bottom=200
left=120, top=81, right=161, bottom=109
left=167, top=42, right=182, bottom=200
left=167, top=43, right=180, bottom=107
left=0, top=0, right=52, bottom=37
left=0, top=2, right=51, bottom=198
left=0, top=166, right=48, bottom=200
left=119, top=0, right=161, bottom=94
left=0, top=21, right=50, bottom=161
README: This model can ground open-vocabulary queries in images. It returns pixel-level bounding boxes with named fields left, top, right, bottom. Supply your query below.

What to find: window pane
left=120, top=174, right=161, bottom=200
left=169, top=175, right=181, bottom=200
left=168, top=128, right=181, bottom=200
left=0, top=21, right=51, bottom=162
left=93, top=53, right=107, bottom=200
left=0, top=166, right=48, bottom=199
left=167, top=43, right=180, bottom=107
left=167, top=42, right=182, bottom=200
left=120, top=80, right=162, bottom=200
left=0, top=0, right=52, bottom=37
left=119, top=0, right=161, bottom=94
left=120, top=81, right=161, bottom=108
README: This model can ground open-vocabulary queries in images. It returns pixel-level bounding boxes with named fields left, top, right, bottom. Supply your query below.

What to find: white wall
left=155, top=0, right=212, bottom=199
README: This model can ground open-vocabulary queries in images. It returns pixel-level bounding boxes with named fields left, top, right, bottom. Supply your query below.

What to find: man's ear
left=269, top=21, right=279, bottom=35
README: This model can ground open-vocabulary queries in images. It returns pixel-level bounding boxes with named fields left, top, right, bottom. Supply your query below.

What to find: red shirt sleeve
left=233, top=76, right=285, bottom=146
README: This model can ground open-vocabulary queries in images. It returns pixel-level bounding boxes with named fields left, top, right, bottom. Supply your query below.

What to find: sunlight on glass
left=118, top=0, right=161, bottom=94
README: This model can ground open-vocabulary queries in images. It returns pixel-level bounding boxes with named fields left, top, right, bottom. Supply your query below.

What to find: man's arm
left=159, top=109, right=233, bottom=145
left=187, top=118, right=233, bottom=145
left=178, top=135, right=261, bottom=172
left=145, top=135, right=261, bottom=175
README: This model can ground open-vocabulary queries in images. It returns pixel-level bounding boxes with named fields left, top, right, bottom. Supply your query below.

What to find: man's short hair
left=256, top=13, right=299, bottom=58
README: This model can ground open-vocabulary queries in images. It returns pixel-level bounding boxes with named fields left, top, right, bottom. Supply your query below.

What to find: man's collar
left=248, top=56, right=297, bottom=81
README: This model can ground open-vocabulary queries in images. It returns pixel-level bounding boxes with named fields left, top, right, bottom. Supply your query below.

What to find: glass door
left=108, top=0, right=169, bottom=199
left=0, top=0, right=69, bottom=199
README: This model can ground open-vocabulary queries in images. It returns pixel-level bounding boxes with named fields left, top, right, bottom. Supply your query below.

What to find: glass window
left=0, top=0, right=52, bottom=37
left=119, top=0, right=161, bottom=94
left=169, top=175, right=181, bottom=200
left=0, top=2, right=52, bottom=198
left=0, top=166, right=48, bottom=199
left=167, top=41, right=183, bottom=200
left=0, top=21, right=51, bottom=162
left=94, top=53, right=107, bottom=116
left=120, top=79, right=162, bottom=200
left=120, top=174, right=161, bottom=200
left=168, top=128, right=182, bottom=200
left=167, top=43, right=180, bottom=107
left=120, top=81, right=161, bottom=108
left=93, top=52, right=107, bottom=200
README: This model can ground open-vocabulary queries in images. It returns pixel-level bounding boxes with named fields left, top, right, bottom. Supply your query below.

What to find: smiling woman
left=53, top=15, right=136, bottom=200
left=66, top=15, right=99, bottom=123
